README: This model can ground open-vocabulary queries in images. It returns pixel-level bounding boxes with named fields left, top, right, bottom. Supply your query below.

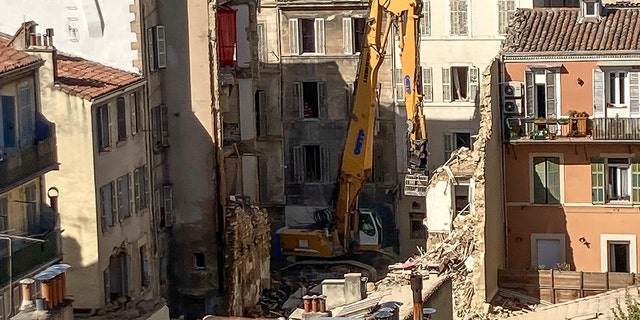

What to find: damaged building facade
left=257, top=0, right=398, bottom=252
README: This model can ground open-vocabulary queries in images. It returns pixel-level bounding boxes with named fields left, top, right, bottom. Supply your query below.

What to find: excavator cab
left=357, top=210, right=381, bottom=249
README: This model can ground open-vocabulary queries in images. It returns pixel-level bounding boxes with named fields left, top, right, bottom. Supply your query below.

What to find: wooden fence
left=498, top=269, right=639, bottom=304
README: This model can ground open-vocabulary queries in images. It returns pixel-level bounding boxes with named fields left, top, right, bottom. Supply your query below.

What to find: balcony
left=505, top=115, right=640, bottom=142
left=0, top=114, right=58, bottom=193
left=0, top=228, right=62, bottom=288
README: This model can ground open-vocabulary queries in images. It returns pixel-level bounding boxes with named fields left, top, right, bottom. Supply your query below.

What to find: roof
left=56, top=53, right=143, bottom=100
left=509, top=285, right=640, bottom=319
left=0, top=31, right=41, bottom=75
left=503, top=5, right=640, bottom=53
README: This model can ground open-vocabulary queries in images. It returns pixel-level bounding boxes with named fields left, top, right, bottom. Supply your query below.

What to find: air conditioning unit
left=502, top=99, right=522, bottom=114
left=501, top=81, right=524, bottom=98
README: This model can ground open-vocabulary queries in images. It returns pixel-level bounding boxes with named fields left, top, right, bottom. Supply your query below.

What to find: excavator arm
left=335, top=0, right=427, bottom=252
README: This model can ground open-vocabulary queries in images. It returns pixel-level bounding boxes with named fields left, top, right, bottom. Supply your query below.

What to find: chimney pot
left=46, top=28, right=54, bottom=46
left=310, top=295, right=319, bottom=312
left=19, top=278, right=35, bottom=311
left=36, top=34, right=42, bottom=46
left=302, top=295, right=312, bottom=312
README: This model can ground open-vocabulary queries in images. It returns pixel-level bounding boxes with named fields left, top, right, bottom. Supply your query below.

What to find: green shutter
left=547, top=157, right=561, bottom=204
left=533, top=157, right=547, bottom=204
left=591, top=157, right=605, bottom=205
left=632, top=158, right=640, bottom=204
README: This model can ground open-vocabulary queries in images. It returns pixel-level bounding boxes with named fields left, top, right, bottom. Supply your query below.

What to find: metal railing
left=592, top=117, right=640, bottom=140
left=505, top=116, right=640, bottom=141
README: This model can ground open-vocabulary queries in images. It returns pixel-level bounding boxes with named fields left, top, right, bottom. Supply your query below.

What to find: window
left=97, top=104, right=111, bottom=151
left=257, top=22, right=266, bottom=63
left=134, top=166, right=149, bottom=212
left=130, top=92, right=139, bottom=135
left=343, top=17, right=366, bottom=54
left=442, top=66, right=479, bottom=102
left=293, top=82, right=325, bottom=119
left=455, top=178, right=471, bottom=213
left=592, top=158, right=640, bottom=204
left=140, top=246, right=150, bottom=287
left=601, top=234, right=637, bottom=273
left=608, top=71, right=628, bottom=107
left=532, top=156, right=560, bottom=204
left=25, top=183, right=39, bottom=234
left=18, top=83, right=34, bottom=146
left=255, top=90, right=267, bottom=136
left=116, top=174, right=131, bottom=219
left=289, top=18, right=325, bottom=55
left=581, top=0, right=600, bottom=17
left=292, top=145, right=330, bottom=183
left=609, top=241, right=630, bottom=272
left=422, top=67, right=433, bottom=102
left=147, top=25, right=166, bottom=71
left=531, top=234, right=565, bottom=270
left=421, top=1, right=431, bottom=36
left=194, top=252, right=205, bottom=270
left=217, top=9, right=236, bottom=67
left=450, top=0, right=468, bottom=36
left=533, top=0, right=579, bottom=7
left=100, top=181, right=116, bottom=231
left=163, top=185, right=173, bottom=226
left=410, top=212, right=425, bottom=239
left=498, top=0, right=516, bottom=34
left=116, top=97, right=127, bottom=141
left=395, top=68, right=405, bottom=102
left=0, top=197, right=7, bottom=231
left=152, top=105, right=169, bottom=148
left=444, top=132, right=471, bottom=160
left=107, top=252, right=129, bottom=302
left=1, top=95, right=17, bottom=148
left=524, top=70, right=558, bottom=119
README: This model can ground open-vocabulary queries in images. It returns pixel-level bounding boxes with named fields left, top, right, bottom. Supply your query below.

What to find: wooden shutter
left=469, top=67, right=479, bottom=104
left=545, top=71, right=556, bottom=117
left=321, top=146, right=331, bottom=183
left=421, top=1, right=431, bottom=36
left=343, top=18, right=353, bottom=54
left=293, top=146, right=304, bottom=183
left=147, top=27, right=156, bottom=71
left=533, top=157, right=547, bottom=204
left=315, top=18, right=325, bottom=54
left=591, top=157, right=605, bottom=204
left=630, top=72, right=640, bottom=117
left=442, top=68, right=451, bottom=102
left=257, top=23, right=266, bottom=63
left=155, top=26, right=167, bottom=68
left=100, top=186, right=107, bottom=232
left=130, top=92, right=137, bottom=135
left=422, top=67, right=433, bottom=102
left=632, top=158, right=640, bottom=204
left=163, top=185, right=174, bottom=226
left=293, top=82, right=303, bottom=118
left=525, top=71, right=535, bottom=117
left=593, top=69, right=605, bottom=117
left=116, top=177, right=124, bottom=221
left=318, top=82, right=326, bottom=118
left=289, top=18, right=299, bottom=55
left=160, top=105, right=169, bottom=146
left=444, top=133, right=453, bottom=160
left=128, top=173, right=134, bottom=217
left=546, top=157, right=560, bottom=204
left=110, top=181, right=117, bottom=226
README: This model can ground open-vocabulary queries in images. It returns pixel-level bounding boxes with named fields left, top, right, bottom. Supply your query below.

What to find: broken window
left=116, top=173, right=131, bottom=220
left=450, top=0, right=468, bottom=36
left=96, top=104, right=111, bottom=152
left=147, top=25, right=166, bottom=71
left=217, top=9, right=236, bottom=67
left=343, top=17, right=366, bottom=54
left=409, top=212, right=425, bottom=240
left=194, top=252, right=206, bottom=270
left=117, top=97, right=127, bottom=141
left=100, top=181, right=116, bottom=231
left=289, top=18, right=325, bottom=55
left=444, top=132, right=471, bottom=160
left=454, top=178, right=471, bottom=213
left=442, top=66, right=479, bottom=102
left=293, top=82, right=325, bottom=119
left=421, top=1, right=431, bottom=36
left=0, top=196, right=7, bottom=231
left=292, top=145, right=330, bottom=183
left=395, top=68, right=405, bottom=102
left=532, top=156, right=560, bottom=204
left=608, top=241, right=630, bottom=272
left=498, top=0, right=516, bottom=34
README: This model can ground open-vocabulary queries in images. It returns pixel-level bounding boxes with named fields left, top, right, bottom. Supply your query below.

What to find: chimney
left=46, top=28, right=54, bottom=46
left=48, top=187, right=59, bottom=212
left=410, top=274, right=423, bottom=320
left=40, top=279, right=53, bottom=310
left=19, top=278, right=35, bottom=311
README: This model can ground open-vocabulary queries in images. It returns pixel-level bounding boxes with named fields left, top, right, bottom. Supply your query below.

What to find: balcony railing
left=0, top=229, right=62, bottom=288
left=505, top=116, right=640, bottom=141
left=0, top=114, right=58, bottom=192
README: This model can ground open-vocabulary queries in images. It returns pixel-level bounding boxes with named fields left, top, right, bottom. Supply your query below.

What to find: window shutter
left=147, top=27, right=156, bottom=71
left=321, top=146, right=331, bottom=183
left=343, top=18, right=353, bottom=55
left=442, top=68, right=451, bottom=102
left=421, top=1, right=431, bottom=36
left=128, top=173, right=134, bottom=216
left=591, top=157, right=605, bottom=204
left=155, top=26, right=167, bottom=68
left=632, top=159, right=640, bottom=204
left=395, top=68, right=405, bottom=102
left=100, top=186, right=107, bottom=232
left=422, top=67, right=433, bottom=102
left=444, top=133, right=453, bottom=159
left=163, top=185, right=174, bottom=227
left=469, top=67, right=479, bottom=104
left=545, top=71, right=556, bottom=117
left=346, top=83, right=354, bottom=116
left=630, top=72, right=639, bottom=117
left=293, top=82, right=302, bottom=118
left=257, top=23, right=266, bottom=63
left=107, top=104, right=113, bottom=148
left=547, top=158, right=560, bottom=204
left=293, top=146, right=304, bottom=183
left=525, top=71, right=535, bottom=117
left=110, top=181, right=117, bottom=226
left=289, top=18, right=300, bottom=55
left=318, top=82, right=326, bottom=118
left=593, top=69, right=605, bottom=117
left=160, top=105, right=169, bottom=146
left=130, top=93, right=137, bottom=135
left=143, top=166, right=149, bottom=209
left=315, top=18, right=325, bottom=54
left=134, top=168, right=141, bottom=211
left=116, top=177, right=124, bottom=221
left=533, top=158, right=547, bottom=204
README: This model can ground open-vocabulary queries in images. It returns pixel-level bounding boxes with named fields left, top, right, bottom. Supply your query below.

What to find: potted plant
left=567, top=109, right=578, bottom=118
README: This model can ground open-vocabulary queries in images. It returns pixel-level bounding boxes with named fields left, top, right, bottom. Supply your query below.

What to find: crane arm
left=335, top=0, right=426, bottom=251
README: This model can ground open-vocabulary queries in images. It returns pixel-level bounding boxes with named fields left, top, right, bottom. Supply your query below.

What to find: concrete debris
left=224, top=195, right=271, bottom=317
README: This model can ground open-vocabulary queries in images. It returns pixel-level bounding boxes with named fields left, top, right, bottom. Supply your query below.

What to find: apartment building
left=500, top=0, right=640, bottom=273
left=0, top=33, right=62, bottom=320
left=258, top=0, right=398, bottom=249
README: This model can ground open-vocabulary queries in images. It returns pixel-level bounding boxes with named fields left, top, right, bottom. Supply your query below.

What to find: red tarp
left=217, top=8, right=236, bottom=67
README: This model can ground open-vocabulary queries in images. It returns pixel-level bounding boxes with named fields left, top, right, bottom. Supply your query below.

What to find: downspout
left=277, top=3, right=284, bottom=201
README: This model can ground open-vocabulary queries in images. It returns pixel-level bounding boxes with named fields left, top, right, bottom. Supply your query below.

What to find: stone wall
left=223, top=196, right=271, bottom=316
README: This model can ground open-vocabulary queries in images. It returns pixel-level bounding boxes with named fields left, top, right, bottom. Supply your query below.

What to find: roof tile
left=0, top=45, right=41, bottom=75
left=504, top=5, right=640, bottom=53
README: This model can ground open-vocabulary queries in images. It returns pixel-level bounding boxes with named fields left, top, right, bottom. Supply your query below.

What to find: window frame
left=600, top=234, right=637, bottom=273
left=497, top=0, right=516, bottom=35
left=147, top=25, right=166, bottom=71
left=529, top=153, right=564, bottom=204
left=449, top=0, right=470, bottom=36
left=524, top=69, right=561, bottom=120
left=531, top=233, right=566, bottom=270
left=289, top=18, right=325, bottom=55
left=606, top=71, right=630, bottom=107
left=96, top=104, right=112, bottom=152
left=409, top=212, right=426, bottom=240
left=442, top=65, right=480, bottom=103
left=293, top=81, right=326, bottom=120
left=444, top=131, right=472, bottom=160
left=116, top=96, right=127, bottom=142
left=421, top=1, right=431, bottom=37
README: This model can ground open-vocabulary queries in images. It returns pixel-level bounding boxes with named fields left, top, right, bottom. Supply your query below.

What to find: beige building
left=0, top=22, right=167, bottom=319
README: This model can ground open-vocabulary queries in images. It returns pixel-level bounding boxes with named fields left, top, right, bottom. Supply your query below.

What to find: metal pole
left=410, top=273, right=423, bottom=320
left=0, top=234, right=45, bottom=317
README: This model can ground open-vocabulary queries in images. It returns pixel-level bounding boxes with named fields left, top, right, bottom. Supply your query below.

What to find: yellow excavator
left=276, top=0, right=427, bottom=272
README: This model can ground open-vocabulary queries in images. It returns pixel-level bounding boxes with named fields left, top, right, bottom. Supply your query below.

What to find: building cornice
left=502, top=50, right=640, bottom=62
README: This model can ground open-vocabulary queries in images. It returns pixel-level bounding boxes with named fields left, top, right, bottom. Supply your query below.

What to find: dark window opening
left=117, top=97, right=127, bottom=141
left=536, top=84, right=546, bottom=118
left=304, top=145, right=321, bottom=182
left=255, top=90, right=266, bottom=136
left=97, top=104, right=110, bottom=151
left=409, top=212, right=425, bottom=240
left=194, top=253, right=205, bottom=269
left=301, top=19, right=315, bottom=53
left=353, top=18, right=366, bottom=53
left=451, top=66, right=468, bottom=101
left=455, top=182, right=470, bottom=213
left=609, top=242, right=630, bottom=272
left=455, top=132, right=471, bottom=149
left=411, top=201, right=421, bottom=210
left=302, top=82, right=319, bottom=118
left=533, top=0, right=579, bottom=7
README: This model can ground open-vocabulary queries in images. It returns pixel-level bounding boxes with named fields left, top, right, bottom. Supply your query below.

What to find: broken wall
left=224, top=197, right=272, bottom=316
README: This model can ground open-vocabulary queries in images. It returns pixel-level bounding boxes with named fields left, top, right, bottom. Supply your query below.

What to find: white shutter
left=343, top=18, right=353, bottom=55
left=155, top=26, right=167, bottom=68
left=421, top=1, right=431, bottom=36
left=293, top=82, right=303, bottom=118
left=147, top=27, right=156, bottom=71
left=293, top=146, right=304, bottom=183
left=107, top=103, right=113, bottom=148
left=630, top=71, right=639, bottom=117
left=545, top=71, right=556, bottom=117
left=257, top=23, right=266, bottom=63
left=442, top=68, right=451, bottom=102
left=130, top=92, right=137, bottom=134
left=525, top=71, right=535, bottom=117
left=315, top=18, right=325, bottom=54
left=469, top=67, right=479, bottom=104
left=444, top=133, right=454, bottom=160
left=422, top=67, right=433, bottom=102
left=289, top=18, right=300, bottom=55
left=593, top=69, right=605, bottom=117
left=395, top=68, right=405, bottom=102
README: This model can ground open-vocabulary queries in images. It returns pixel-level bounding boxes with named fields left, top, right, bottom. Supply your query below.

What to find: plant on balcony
left=567, top=109, right=578, bottom=117
left=529, top=128, right=549, bottom=140
left=534, top=117, right=547, bottom=125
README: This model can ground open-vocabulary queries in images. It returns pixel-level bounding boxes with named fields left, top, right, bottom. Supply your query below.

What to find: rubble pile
left=223, top=196, right=271, bottom=317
